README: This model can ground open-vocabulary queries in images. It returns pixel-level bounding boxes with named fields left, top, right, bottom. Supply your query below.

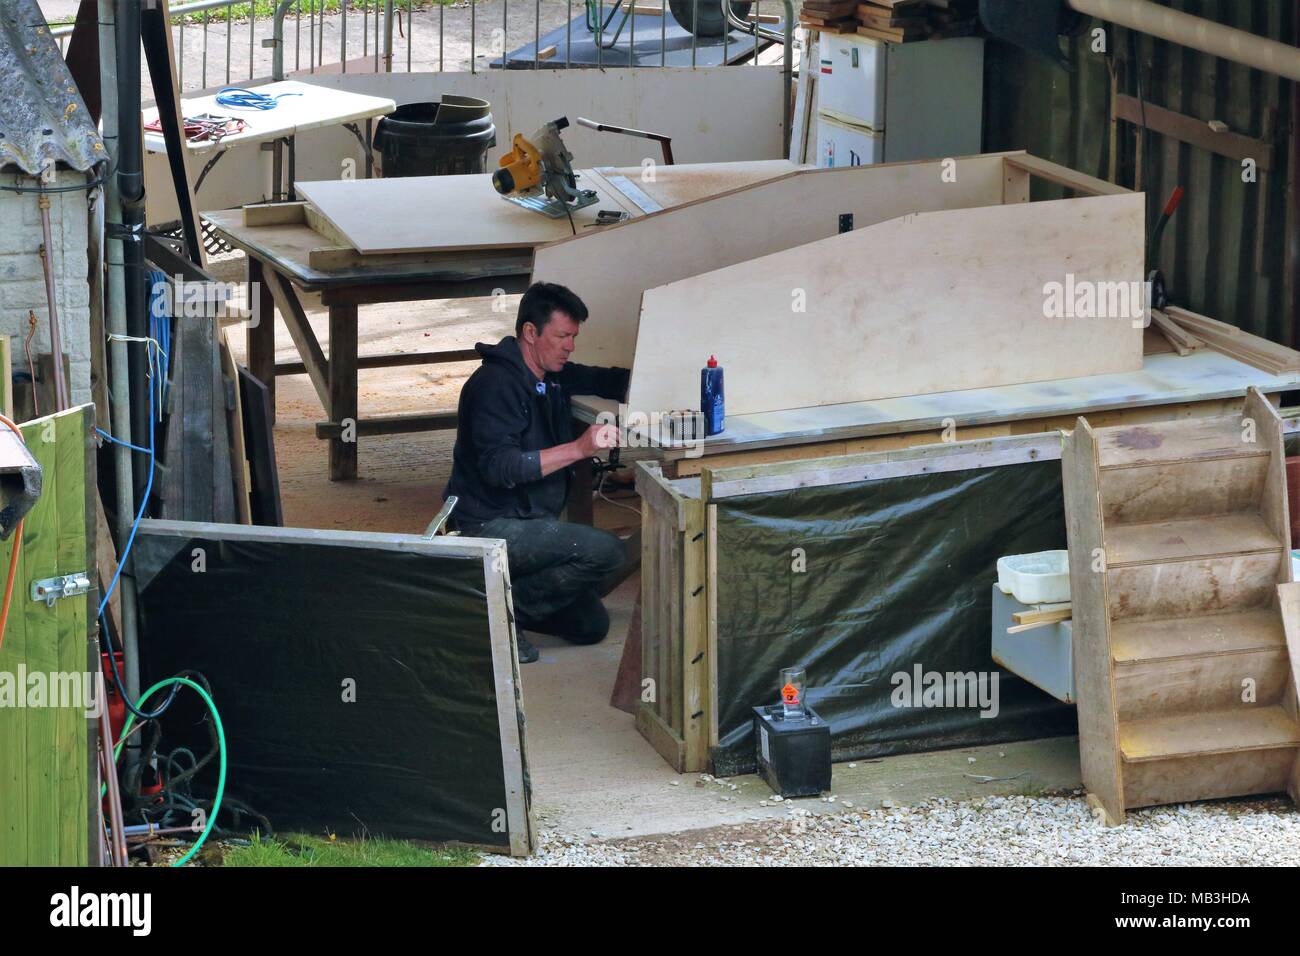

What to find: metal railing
left=50, top=0, right=793, bottom=87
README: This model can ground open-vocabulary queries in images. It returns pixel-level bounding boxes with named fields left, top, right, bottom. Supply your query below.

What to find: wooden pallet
left=1063, top=388, right=1300, bottom=824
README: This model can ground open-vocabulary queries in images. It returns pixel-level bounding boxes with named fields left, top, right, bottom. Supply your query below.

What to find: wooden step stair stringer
left=1244, top=388, right=1293, bottom=566
left=1247, top=386, right=1297, bottom=799
left=1063, top=388, right=1300, bottom=821
left=1275, top=583, right=1300, bottom=804
left=1062, top=416, right=1127, bottom=825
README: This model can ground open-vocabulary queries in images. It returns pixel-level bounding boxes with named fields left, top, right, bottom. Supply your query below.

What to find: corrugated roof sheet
left=0, top=0, right=104, bottom=175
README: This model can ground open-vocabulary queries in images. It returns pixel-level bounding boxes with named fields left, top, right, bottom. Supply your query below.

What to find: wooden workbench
left=575, top=349, right=1300, bottom=481
left=204, top=205, right=533, bottom=480
left=203, top=160, right=800, bottom=480
left=621, top=349, right=1300, bottom=773
left=292, top=160, right=798, bottom=253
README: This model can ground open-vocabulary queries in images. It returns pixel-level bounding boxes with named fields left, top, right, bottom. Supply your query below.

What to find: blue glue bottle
left=701, top=355, right=725, bottom=436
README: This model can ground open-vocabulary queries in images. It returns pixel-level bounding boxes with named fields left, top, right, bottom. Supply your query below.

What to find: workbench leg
left=246, top=257, right=276, bottom=423
left=328, top=302, right=359, bottom=481
left=569, top=416, right=595, bottom=525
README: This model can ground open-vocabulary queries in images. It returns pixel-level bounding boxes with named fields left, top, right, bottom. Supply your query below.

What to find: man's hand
left=538, top=423, right=621, bottom=479
left=574, top=423, right=620, bottom=457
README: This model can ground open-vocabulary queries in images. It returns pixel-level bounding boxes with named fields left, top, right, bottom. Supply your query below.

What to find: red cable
left=1163, top=186, right=1186, bottom=217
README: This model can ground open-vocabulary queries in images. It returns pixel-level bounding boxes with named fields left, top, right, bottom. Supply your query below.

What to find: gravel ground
left=485, top=788, right=1300, bottom=866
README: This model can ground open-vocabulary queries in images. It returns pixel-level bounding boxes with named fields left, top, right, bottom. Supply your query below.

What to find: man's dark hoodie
left=444, top=335, right=629, bottom=526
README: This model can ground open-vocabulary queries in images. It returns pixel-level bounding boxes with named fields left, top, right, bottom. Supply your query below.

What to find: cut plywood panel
left=627, top=193, right=1146, bottom=417
left=294, top=169, right=641, bottom=254
left=1114, top=650, right=1289, bottom=720
left=1119, top=706, right=1300, bottom=761
left=595, top=160, right=800, bottom=210
left=1103, top=513, right=1281, bottom=567
left=1099, top=456, right=1267, bottom=525
left=1111, top=609, right=1285, bottom=662
left=1095, top=415, right=1263, bottom=468
left=536, top=154, right=1010, bottom=369
left=1107, top=553, right=1282, bottom=621
left=1123, top=748, right=1297, bottom=808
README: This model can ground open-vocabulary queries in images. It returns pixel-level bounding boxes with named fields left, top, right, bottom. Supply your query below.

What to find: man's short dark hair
left=516, top=282, right=589, bottom=336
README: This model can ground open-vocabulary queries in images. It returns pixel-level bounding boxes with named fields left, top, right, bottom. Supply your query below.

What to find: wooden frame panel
left=136, top=519, right=536, bottom=855
left=481, top=541, right=535, bottom=856
left=627, top=193, right=1146, bottom=418
left=634, top=463, right=710, bottom=772
left=535, top=154, right=1012, bottom=369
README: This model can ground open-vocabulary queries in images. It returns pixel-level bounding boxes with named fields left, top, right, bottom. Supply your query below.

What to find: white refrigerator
left=814, top=34, right=985, bottom=168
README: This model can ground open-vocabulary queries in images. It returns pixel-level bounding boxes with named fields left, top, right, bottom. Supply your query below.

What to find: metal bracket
left=31, top=572, right=91, bottom=608
left=106, top=221, right=144, bottom=243
left=342, top=122, right=377, bottom=179
left=423, top=496, right=459, bottom=538
left=504, top=189, right=600, bottom=219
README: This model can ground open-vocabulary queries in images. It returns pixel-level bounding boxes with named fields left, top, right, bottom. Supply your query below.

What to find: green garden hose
left=107, top=677, right=226, bottom=868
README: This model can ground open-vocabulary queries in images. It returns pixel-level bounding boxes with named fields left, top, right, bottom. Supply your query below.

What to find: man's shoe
left=515, top=634, right=540, bottom=664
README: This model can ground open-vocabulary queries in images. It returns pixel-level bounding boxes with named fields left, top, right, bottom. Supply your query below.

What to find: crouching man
left=443, top=282, right=628, bottom=663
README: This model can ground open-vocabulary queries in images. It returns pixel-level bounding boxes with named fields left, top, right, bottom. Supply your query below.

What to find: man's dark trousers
left=463, top=516, right=625, bottom=643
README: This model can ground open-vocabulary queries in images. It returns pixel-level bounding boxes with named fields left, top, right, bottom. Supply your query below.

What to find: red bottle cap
left=707, top=355, right=718, bottom=368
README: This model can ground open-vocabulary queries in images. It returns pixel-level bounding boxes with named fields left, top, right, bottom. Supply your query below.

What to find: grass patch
left=223, top=832, right=480, bottom=867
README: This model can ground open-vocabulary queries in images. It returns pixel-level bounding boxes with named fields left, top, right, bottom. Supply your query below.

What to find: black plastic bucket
left=372, top=96, right=497, bottom=177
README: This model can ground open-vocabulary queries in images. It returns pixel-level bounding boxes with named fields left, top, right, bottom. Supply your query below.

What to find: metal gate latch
left=31, top=573, right=91, bottom=607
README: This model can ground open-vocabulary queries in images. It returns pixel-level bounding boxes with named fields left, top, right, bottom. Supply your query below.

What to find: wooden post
left=0, top=335, right=12, bottom=419
left=328, top=303, right=359, bottom=481
left=245, top=257, right=277, bottom=423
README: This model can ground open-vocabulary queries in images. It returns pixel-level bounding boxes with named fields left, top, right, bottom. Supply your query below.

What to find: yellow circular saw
left=492, top=117, right=599, bottom=219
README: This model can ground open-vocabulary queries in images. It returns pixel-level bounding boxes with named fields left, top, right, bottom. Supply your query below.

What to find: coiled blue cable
left=215, top=87, right=302, bottom=111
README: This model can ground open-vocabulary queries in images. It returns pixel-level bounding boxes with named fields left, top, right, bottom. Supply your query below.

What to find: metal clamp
left=31, top=572, right=91, bottom=608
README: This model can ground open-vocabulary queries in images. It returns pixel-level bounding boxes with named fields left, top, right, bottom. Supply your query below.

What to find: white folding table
left=142, top=79, right=397, bottom=197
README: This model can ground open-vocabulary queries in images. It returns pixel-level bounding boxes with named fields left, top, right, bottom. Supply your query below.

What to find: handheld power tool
left=492, top=117, right=599, bottom=219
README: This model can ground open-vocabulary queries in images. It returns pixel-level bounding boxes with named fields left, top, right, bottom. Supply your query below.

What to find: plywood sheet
left=536, top=154, right=1010, bottom=370
left=295, top=169, right=641, bottom=254
left=626, top=193, right=1146, bottom=417
left=596, top=160, right=800, bottom=210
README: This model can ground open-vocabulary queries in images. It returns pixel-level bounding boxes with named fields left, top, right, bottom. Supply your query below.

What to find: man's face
left=524, top=310, right=581, bottom=373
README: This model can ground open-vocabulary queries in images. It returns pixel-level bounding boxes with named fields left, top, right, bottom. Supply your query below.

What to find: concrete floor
left=216, top=255, right=1083, bottom=843
left=522, top=575, right=1082, bottom=841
